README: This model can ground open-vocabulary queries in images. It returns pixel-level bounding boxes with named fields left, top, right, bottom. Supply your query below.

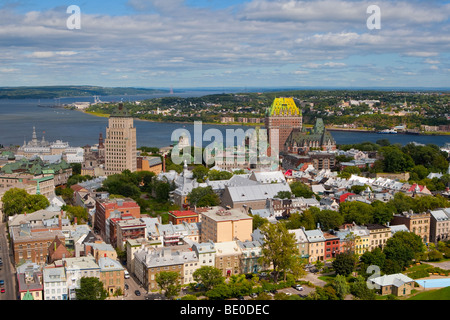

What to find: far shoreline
left=75, top=108, right=450, bottom=136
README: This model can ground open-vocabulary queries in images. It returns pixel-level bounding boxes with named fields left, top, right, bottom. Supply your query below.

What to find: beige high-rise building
left=105, top=104, right=137, bottom=175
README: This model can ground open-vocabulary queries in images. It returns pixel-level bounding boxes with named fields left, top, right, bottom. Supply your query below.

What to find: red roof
left=284, top=170, right=292, bottom=176
left=169, top=210, right=198, bottom=217
left=339, top=193, right=356, bottom=203
left=408, top=184, right=424, bottom=192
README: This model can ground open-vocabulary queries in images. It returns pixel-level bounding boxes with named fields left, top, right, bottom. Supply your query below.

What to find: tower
left=265, top=97, right=302, bottom=153
left=104, top=103, right=137, bottom=175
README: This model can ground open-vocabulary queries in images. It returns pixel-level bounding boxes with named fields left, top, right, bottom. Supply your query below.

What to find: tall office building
left=105, top=103, right=137, bottom=175
left=265, top=97, right=302, bottom=153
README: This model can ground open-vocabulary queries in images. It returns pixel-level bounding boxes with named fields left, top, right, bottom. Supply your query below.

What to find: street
left=0, top=222, right=16, bottom=300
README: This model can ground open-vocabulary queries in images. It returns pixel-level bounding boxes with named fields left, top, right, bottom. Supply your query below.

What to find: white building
left=43, top=266, right=68, bottom=300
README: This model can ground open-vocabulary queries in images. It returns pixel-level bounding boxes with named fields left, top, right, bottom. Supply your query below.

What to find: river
left=0, top=92, right=448, bottom=149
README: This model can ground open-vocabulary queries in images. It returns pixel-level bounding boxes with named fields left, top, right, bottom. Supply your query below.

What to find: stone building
left=265, top=97, right=302, bottom=153
left=104, top=103, right=137, bottom=175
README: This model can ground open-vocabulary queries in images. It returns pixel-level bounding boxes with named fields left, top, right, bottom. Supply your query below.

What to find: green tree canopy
left=314, top=209, right=344, bottom=231
left=258, top=222, right=297, bottom=283
left=193, top=266, right=224, bottom=291
left=339, top=201, right=374, bottom=225
left=290, top=181, right=314, bottom=198
left=1, top=188, right=49, bottom=216
left=75, top=277, right=108, bottom=300
left=332, top=252, right=357, bottom=277
left=187, top=186, right=220, bottom=207
left=155, top=271, right=181, bottom=299
left=383, top=231, right=425, bottom=271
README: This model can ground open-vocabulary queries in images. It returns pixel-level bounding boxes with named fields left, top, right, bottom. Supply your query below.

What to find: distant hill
left=0, top=86, right=169, bottom=99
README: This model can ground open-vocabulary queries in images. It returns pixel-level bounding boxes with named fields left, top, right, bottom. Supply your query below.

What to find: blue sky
left=0, top=0, right=449, bottom=88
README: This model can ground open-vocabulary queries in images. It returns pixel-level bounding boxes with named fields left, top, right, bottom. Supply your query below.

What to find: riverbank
left=81, top=109, right=450, bottom=136
left=80, top=109, right=262, bottom=127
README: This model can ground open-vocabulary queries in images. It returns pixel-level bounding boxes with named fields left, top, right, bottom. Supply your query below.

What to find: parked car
left=135, top=290, right=141, bottom=296
left=1, top=288, right=5, bottom=293
left=238, top=296, right=245, bottom=300
left=292, top=284, right=304, bottom=291
left=0, top=280, right=4, bottom=286
left=250, top=293, right=258, bottom=298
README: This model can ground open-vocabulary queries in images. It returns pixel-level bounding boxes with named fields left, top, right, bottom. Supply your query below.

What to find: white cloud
left=424, top=58, right=440, bottom=64
left=27, top=51, right=78, bottom=58
left=0, top=0, right=448, bottom=87
left=404, top=52, right=439, bottom=57
left=303, top=61, right=346, bottom=68
left=294, top=70, right=309, bottom=74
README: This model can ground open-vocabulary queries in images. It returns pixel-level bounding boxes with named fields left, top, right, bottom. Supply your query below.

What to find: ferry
left=377, top=129, right=398, bottom=134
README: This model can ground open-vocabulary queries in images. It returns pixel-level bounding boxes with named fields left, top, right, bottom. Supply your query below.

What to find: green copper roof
left=22, top=290, right=34, bottom=300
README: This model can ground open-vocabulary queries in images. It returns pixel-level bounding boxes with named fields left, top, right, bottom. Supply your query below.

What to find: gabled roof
left=370, top=273, right=414, bottom=287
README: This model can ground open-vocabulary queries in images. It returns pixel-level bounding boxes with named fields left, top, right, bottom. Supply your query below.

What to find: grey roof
left=136, top=247, right=198, bottom=267
left=304, top=229, right=326, bottom=242
left=430, top=209, right=450, bottom=221
left=98, top=257, right=124, bottom=271
left=370, top=273, right=414, bottom=287
left=43, top=267, right=66, bottom=283
left=389, top=224, right=409, bottom=234
left=226, top=183, right=291, bottom=203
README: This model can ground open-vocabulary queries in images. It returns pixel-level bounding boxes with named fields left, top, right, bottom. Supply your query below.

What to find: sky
left=0, top=0, right=449, bottom=89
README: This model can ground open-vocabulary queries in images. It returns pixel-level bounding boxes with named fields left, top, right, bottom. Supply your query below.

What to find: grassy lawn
left=407, top=286, right=450, bottom=300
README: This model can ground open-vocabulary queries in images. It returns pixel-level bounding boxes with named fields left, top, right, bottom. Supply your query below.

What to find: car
left=270, top=289, right=277, bottom=294
left=124, top=283, right=129, bottom=290
left=238, top=296, right=245, bottom=300
left=250, top=293, right=258, bottom=298
left=0, top=280, right=4, bottom=286
left=1, top=288, right=5, bottom=293
left=292, top=285, right=304, bottom=291
left=135, top=290, right=141, bottom=296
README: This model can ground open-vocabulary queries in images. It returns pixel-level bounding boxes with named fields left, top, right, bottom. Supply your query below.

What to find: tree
left=332, top=252, right=357, bottom=277
left=290, top=181, right=314, bottom=198
left=208, top=170, right=233, bottom=181
left=332, top=274, right=350, bottom=300
left=251, top=214, right=269, bottom=231
left=359, top=247, right=386, bottom=272
left=205, top=283, right=232, bottom=300
left=192, top=165, right=209, bottom=182
left=380, top=145, right=414, bottom=173
left=314, top=209, right=344, bottom=231
left=155, top=271, right=181, bottom=299
left=289, top=256, right=308, bottom=281
left=75, top=277, right=108, bottom=300
left=275, top=191, right=292, bottom=199
left=350, top=275, right=376, bottom=300
left=63, top=205, right=88, bottom=224
left=187, top=186, right=220, bottom=207
left=258, top=222, right=297, bottom=283
left=1, top=188, right=49, bottom=217
left=285, top=208, right=317, bottom=230
left=154, top=180, right=170, bottom=202
left=193, top=266, right=224, bottom=291
left=25, top=194, right=50, bottom=213
left=339, top=201, right=374, bottom=225
left=383, top=231, right=425, bottom=271
left=371, top=200, right=395, bottom=225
